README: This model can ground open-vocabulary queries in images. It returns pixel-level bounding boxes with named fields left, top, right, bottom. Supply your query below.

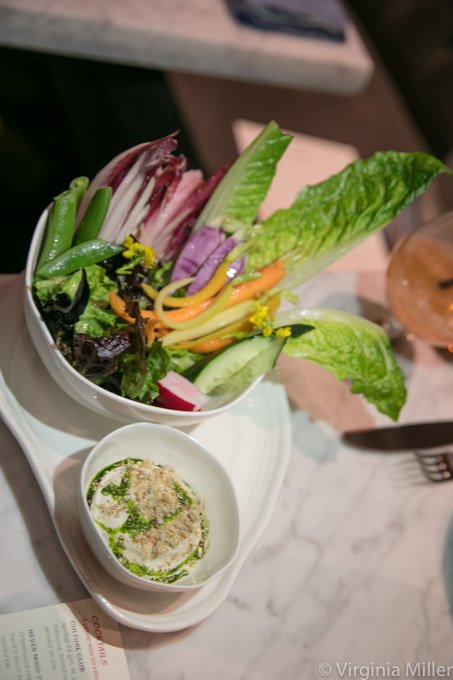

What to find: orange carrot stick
left=109, top=290, right=210, bottom=325
left=109, top=259, right=285, bottom=332
left=226, top=259, right=285, bottom=307
left=190, top=336, right=235, bottom=354
left=172, top=293, right=282, bottom=353
left=185, top=318, right=253, bottom=353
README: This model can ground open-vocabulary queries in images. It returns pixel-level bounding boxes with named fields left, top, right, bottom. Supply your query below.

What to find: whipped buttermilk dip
left=87, top=458, right=209, bottom=583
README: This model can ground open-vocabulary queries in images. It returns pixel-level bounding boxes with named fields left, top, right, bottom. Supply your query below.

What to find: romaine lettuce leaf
left=276, top=307, right=407, bottom=420
left=193, top=120, right=292, bottom=233
left=245, top=151, right=452, bottom=282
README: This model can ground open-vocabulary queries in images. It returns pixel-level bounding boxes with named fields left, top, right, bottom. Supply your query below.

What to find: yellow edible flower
left=276, top=326, right=292, bottom=338
left=122, top=235, right=155, bottom=268
left=123, top=235, right=135, bottom=251
left=249, top=303, right=279, bottom=337
left=143, top=246, right=155, bottom=268
left=249, top=303, right=271, bottom=328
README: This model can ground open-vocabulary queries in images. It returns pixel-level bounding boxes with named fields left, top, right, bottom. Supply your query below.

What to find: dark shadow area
left=347, top=0, right=453, bottom=162
left=0, top=46, right=201, bottom=273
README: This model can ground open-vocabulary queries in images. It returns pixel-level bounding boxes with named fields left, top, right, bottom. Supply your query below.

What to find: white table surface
left=1, top=271, right=453, bottom=679
left=0, top=0, right=373, bottom=94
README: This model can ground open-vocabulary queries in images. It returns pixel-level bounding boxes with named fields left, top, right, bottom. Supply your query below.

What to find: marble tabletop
left=1, top=271, right=453, bottom=679
left=0, top=0, right=373, bottom=94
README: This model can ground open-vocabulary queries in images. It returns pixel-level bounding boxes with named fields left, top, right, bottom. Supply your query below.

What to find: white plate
left=0, top=276, right=291, bottom=632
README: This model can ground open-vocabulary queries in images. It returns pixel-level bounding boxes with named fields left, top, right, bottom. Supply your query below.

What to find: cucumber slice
left=209, top=336, right=286, bottom=396
left=187, top=335, right=285, bottom=395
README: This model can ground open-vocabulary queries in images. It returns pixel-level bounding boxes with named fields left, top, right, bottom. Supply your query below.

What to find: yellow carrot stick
left=154, top=281, right=234, bottom=330
left=168, top=318, right=250, bottom=351
left=161, top=299, right=257, bottom=347
left=109, top=259, right=285, bottom=334
left=142, top=259, right=284, bottom=311
left=142, top=261, right=230, bottom=308
left=108, top=290, right=210, bottom=325
left=175, top=293, right=282, bottom=353
left=187, top=320, right=252, bottom=353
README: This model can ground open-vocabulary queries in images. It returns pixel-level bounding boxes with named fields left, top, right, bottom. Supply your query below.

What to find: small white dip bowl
left=78, top=422, right=240, bottom=592
left=23, top=208, right=261, bottom=426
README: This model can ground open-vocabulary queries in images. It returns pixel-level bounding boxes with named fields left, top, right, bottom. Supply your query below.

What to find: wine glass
left=386, top=210, right=453, bottom=350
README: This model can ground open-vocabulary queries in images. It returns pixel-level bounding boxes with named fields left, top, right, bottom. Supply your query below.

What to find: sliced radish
left=155, top=371, right=210, bottom=411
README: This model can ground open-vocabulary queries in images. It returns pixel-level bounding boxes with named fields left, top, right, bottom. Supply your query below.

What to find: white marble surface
left=0, top=0, right=373, bottom=94
left=1, top=272, right=453, bottom=679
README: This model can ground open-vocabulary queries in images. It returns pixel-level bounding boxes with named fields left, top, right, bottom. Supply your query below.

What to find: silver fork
left=414, top=448, right=453, bottom=483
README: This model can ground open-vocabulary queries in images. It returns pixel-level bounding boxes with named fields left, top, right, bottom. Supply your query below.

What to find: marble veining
left=1, top=272, right=453, bottom=679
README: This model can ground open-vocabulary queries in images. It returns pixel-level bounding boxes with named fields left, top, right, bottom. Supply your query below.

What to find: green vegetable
left=73, top=187, right=113, bottom=245
left=207, top=335, right=287, bottom=396
left=34, top=264, right=122, bottom=337
left=35, top=239, right=123, bottom=279
left=165, top=347, right=202, bottom=373
left=33, top=271, right=82, bottom=305
left=277, top=307, right=407, bottom=420
left=184, top=324, right=312, bottom=396
left=32, top=128, right=451, bottom=420
left=185, top=334, right=287, bottom=395
left=75, top=265, right=121, bottom=336
left=193, top=120, right=292, bottom=234
left=69, top=176, right=90, bottom=208
left=121, top=340, right=171, bottom=403
left=245, top=151, right=452, bottom=283
left=37, top=189, right=78, bottom=269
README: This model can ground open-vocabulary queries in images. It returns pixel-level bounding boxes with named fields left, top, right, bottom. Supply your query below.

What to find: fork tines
left=414, top=450, right=453, bottom=483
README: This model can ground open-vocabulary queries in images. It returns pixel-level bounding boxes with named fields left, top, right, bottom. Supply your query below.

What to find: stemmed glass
left=386, top=210, right=453, bottom=350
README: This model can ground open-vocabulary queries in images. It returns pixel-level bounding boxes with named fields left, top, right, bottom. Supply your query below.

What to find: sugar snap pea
left=36, top=239, right=123, bottom=279
left=37, top=189, right=78, bottom=269
left=69, top=176, right=90, bottom=208
left=73, top=186, right=112, bottom=245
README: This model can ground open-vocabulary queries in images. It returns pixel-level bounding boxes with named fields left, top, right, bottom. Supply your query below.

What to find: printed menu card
left=0, top=598, right=131, bottom=680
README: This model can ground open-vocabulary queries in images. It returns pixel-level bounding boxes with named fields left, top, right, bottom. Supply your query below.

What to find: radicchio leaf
left=77, top=136, right=177, bottom=224
left=79, top=134, right=229, bottom=263
left=138, top=163, right=230, bottom=261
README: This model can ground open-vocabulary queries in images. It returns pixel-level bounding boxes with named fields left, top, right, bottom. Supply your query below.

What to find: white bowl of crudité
left=78, top=422, right=240, bottom=591
left=23, top=124, right=439, bottom=427
left=24, top=208, right=263, bottom=426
